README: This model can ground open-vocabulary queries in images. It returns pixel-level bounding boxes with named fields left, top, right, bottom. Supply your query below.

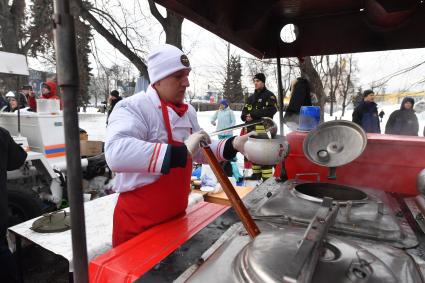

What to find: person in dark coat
left=106, top=90, right=122, bottom=125
left=19, top=85, right=36, bottom=111
left=4, top=92, right=26, bottom=112
left=0, top=127, right=27, bottom=282
left=0, top=93, right=8, bottom=112
left=378, top=109, right=385, bottom=122
left=385, top=97, right=419, bottom=136
left=283, top=77, right=312, bottom=130
left=241, top=73, right=278, bottom=181
left=352, top=89, right=381, bottom=133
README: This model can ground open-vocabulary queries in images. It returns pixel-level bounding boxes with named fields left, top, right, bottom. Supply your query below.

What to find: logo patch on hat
left=180, top=55, right=190, bottom=67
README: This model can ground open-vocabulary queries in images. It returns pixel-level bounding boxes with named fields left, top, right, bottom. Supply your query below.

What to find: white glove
left=232, top=131, right=257, bottom=154
left=184, top=130, right=211, bottom=155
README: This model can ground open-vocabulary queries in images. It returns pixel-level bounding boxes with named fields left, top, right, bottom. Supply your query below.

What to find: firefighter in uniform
left=241, top=73, right=278, bottom=181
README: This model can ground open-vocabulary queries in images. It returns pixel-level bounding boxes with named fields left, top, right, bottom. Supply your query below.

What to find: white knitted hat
left=147, top=44, right=191, bottom=84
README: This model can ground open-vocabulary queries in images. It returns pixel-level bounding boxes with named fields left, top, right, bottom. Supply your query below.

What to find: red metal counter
left=89, top=201, right=228, bottom=283
left=275, top=132, right=425, bottom=196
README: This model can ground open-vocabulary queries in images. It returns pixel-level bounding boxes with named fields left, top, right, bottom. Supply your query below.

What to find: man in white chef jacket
left=105, top=44, right=252, bottom=247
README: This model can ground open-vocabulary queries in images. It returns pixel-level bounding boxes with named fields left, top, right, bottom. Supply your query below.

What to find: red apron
left=112, top=99, right=192, bottom=247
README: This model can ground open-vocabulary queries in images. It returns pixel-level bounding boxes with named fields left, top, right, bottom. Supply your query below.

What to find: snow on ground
left=80, top=102, right=425, bottom=142
left=78, top=111, right=107, bottom=141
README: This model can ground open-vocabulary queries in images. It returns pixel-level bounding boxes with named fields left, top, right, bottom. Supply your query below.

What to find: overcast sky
left=28, top=1, right=425, bottom=96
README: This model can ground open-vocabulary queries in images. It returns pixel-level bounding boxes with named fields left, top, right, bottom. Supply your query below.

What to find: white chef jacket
left=105, top=85, right=229, bottom=193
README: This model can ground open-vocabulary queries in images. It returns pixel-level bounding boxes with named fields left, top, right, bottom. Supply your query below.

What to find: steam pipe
left=52, top=1, right=88, bottom=282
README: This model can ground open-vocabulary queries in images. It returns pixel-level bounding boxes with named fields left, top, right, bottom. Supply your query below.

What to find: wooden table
left=192, top=186, right=254, bottom=206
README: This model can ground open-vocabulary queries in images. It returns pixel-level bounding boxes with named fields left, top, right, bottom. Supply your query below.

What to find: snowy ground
left=79, top=102, right=425, bottom=142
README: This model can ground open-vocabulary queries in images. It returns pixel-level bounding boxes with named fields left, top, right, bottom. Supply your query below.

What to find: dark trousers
left=0, top=187, right=18, bottom=282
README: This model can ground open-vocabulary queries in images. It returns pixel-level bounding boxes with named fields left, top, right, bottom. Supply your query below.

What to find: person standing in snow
left=0, top=127, right=27, bottom=282
left=19, top=85, right=36, bottom=112
left=105, top=44, right=254, bottom=247
left=378, top=109, right=385, bottom=122
left=385, top=97, right=419, bottom=136
left=283, top=77, right=312, bottom=129
left=241, top=73, right=277, bottom=181
left=211, top=99, right=243, bottom=182
left=106, top=90, right=122, bottom=125
left=352, top=89, right=380, bottom=133
left=211, top=99, right=236, bottom=139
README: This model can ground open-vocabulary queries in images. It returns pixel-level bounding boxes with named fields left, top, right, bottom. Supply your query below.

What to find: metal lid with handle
left=302, top=120, right=367, bottom=179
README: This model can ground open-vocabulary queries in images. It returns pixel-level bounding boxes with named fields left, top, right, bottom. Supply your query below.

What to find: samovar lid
left=303, top=120, right=367, bottom=167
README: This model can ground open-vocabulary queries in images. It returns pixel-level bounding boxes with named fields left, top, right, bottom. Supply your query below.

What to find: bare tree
left=147, top=0, right=183, bottom=49
left=244, top=56, right=297, bottom=103
left=72, top=0, right=150, bottom=79
left=72, top=0, right=186, bottom=81
left=325, top=55, right=344, bottom=116
left=88, top=74, right=108, bottom=107
left=299, top=56, right=326, bottom=121
left=339, top=55, right=357, bottom=117
left=0, top=0, right=53, bottom=89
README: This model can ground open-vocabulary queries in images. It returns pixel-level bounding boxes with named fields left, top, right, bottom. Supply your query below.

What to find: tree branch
left=21, top=23, right=50, bottom=54
left=90, top=6, right=137, bottom=51
left=148, top=0, right=166, bottom=27
left=72, top=0, right=148, bottom=79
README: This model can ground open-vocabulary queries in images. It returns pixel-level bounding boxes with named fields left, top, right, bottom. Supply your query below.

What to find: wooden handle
left=201, top=146, right=260, bottom=238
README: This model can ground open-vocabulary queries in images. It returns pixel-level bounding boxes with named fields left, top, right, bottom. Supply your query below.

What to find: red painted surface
left=275, top=131, right=425, bottom=196
left=89, top=201, right=228, bottom=283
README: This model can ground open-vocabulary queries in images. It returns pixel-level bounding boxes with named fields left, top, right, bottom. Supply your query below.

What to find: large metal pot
left=293, top=182, right=368, bottom=204
left=243, top=135, right=288, bottom=166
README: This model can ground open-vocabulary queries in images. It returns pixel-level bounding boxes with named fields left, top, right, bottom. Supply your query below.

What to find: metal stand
left=53, top=1, right=88, bottom=282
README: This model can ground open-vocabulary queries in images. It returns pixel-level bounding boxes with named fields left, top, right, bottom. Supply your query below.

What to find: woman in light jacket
left=211, top=99, right=236, bottom=139
left=211, top=99, right=242, bottom=181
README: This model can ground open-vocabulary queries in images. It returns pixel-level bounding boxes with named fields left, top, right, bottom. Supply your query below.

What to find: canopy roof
left=153, top=0, right=425, bottom=58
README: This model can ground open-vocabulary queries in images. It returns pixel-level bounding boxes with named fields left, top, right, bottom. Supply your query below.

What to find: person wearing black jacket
left=283, top=77, right=312, bottom=129
left=0, top=127, right=27, bottom=282
left=106, top=90, right=123, bottom=125
left=352, top=89, right=381, bottom=133
left=385, top=97, right=419, bottom=136
left=241, top=73, right=278, bottom=180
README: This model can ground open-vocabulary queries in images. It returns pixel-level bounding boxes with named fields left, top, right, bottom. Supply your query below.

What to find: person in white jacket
left=105, top=44, right=253, bottom=247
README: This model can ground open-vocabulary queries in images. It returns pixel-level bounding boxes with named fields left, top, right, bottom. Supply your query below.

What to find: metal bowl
left=243, top=135, right=288, bottom=166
